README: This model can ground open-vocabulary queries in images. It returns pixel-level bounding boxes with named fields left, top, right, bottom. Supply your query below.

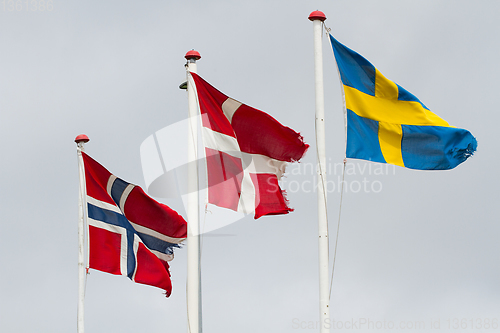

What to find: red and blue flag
left=82, top=152, right=187, bottom=296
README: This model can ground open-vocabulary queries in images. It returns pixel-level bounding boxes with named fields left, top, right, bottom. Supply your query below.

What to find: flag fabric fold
left=189, top=72, right=309, bottom=219
left=82, top=152, right=187, bottom=296
left=329, top=34, right=477, bottom=170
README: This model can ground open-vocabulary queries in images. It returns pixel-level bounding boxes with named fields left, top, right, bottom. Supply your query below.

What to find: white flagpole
left=185, top=50, right=202, bottom=333
left=75, top=134, right=89, bottom=333
left=309, top=11, right=330, bottom=333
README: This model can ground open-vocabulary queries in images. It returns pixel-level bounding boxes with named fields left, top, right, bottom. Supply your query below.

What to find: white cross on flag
left=188, top=72, right=309, bottom=219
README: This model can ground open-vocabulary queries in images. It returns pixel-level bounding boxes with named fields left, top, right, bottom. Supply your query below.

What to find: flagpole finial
left=308, top=10, right=326, bottom=21
left=185, top=50, right=201, bottom=61
left=75, top=134, right=89, bottom=144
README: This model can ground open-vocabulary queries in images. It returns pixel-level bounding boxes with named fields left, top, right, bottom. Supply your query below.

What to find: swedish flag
left=330, top=34, right=477, bottom=170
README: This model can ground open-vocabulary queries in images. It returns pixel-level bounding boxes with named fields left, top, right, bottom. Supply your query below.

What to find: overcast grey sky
left=1, top=1, right=498, bottom=332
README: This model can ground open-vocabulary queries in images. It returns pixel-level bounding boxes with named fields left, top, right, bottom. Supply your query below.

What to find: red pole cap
left=308, top=10, right=326, bottom=21
left=185, top=50, right=201, bottom=60
left=75, top=134, right=90, bottom=144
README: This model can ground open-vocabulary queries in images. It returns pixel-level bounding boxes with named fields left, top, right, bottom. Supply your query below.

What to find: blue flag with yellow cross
left=329, top=34, right=477, bottom=170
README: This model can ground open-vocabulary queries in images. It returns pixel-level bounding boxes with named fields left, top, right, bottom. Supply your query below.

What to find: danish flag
left=189, top=72, right=309, bottom=219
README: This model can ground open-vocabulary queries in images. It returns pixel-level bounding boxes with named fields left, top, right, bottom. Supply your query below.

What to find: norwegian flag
left=82, top=152, right=187, bottom=296
left=189, top=72, right=309, bottom=219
